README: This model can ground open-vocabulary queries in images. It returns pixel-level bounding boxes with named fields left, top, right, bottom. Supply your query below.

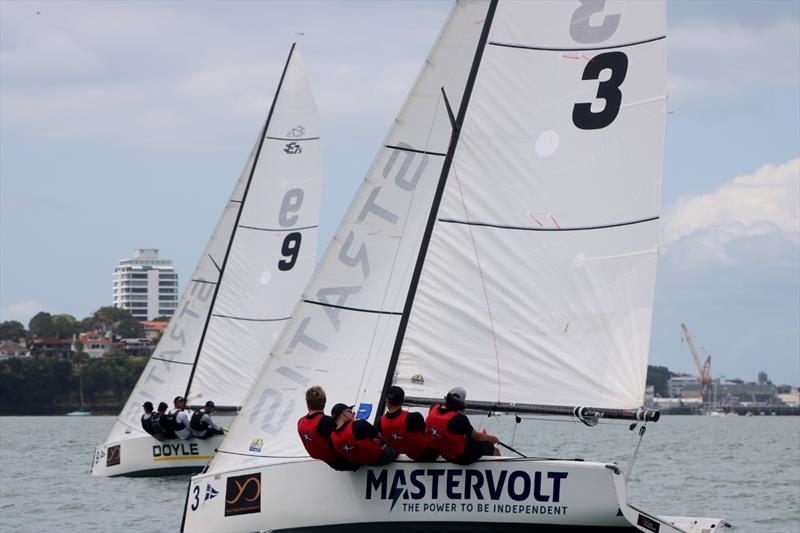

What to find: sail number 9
left=279, top=232, right=302, bottom=271
left=277, top=187, right=305, bottom=271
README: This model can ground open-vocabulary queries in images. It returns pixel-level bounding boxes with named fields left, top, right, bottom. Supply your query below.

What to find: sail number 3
left=570, top=0, right=628, bottom=131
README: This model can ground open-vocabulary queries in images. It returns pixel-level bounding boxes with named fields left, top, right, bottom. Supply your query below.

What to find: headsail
left=210, top=0, right=665, bottom=474
left=103, top=45, right=321, bottom=443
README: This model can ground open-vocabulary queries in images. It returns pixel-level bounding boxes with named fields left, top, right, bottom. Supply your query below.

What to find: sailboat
left=92, top=44, right=322, bottom=477
left=182, top=1, right=729, bottom=531
left=66, top=374, right=91, bottom=416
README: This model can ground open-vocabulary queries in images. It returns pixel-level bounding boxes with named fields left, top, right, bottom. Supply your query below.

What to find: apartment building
left=112, top=249, right=179, bottom=321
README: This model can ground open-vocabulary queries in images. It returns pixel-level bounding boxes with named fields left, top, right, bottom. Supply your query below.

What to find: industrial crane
left=680, top=323, right=712, bottom=403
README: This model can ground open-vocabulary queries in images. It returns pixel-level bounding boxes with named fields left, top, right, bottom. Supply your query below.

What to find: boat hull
left=92, top=433, right=224, bottom=477
left=181, top=457, right=727, bottom=532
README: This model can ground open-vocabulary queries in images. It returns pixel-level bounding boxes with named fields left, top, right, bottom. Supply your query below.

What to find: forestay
left=104, top=47, right=321, bottom=443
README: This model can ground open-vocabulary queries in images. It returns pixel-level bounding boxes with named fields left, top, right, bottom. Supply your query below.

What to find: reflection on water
left=1, top=415, right=798, bottom=532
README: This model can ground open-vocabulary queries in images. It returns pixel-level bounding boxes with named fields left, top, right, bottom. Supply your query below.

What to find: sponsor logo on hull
left=152, top=442, right=200, bottom=459
left=366, top=467, right=569, bottom=517
left=225, top=473, right=261, bottom=517
left=106, top=445, right=121, bottom=467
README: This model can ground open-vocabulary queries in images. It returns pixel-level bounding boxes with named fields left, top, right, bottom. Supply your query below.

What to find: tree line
left=0, top=306, right=158, bottom=343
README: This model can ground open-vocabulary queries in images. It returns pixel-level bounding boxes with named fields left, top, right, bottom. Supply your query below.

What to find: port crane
left=680, top=323, right=712, bottom=404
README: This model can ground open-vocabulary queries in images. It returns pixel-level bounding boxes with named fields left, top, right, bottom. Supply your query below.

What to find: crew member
left=190, top=400, right=225, bottom=439
left=425, top=386, right=500, bottom=465
left=169, top=396, right=193, bottom=440
left=297, top=386, right=358, bottom=471
left=152, top=401, right=177, bottom=439
left=331, top=403, right=398, bottom=466
left=377, top=385, right=438, bottom=461
left=140, top=401, right=162, bottom=439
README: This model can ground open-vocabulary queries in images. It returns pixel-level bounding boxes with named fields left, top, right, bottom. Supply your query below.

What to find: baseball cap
left=142, top=401, right=153, bottom=410
left=385, top=386, right=405, bottom=404
left=331, top=403, right=354, bottom=419
left=446, top=386, right=467, bottom=402
left=174, top=396, right=185, bottom=404
left=205, top=401, right=215, bottom=408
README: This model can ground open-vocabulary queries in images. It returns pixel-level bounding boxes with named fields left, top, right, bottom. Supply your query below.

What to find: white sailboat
left=182, top=1, right=729, bottom=531
left=92, top=44, right=322, bottom=477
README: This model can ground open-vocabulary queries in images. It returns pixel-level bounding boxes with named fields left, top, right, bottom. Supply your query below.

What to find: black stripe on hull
left=274, top=522, right=634, bottom=532
left=111, top=465, right=205, bottom=478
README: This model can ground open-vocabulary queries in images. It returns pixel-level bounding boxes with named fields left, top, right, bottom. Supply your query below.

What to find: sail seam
left=303, top=299, right=403, bottom=316
left=438, top=215, right=659, bottom=232
left=191, top=279, right=217, bottom=285
left=265, top=136, right=320, bottom=141
left=385, top=145, right=446, bottom=157
left=211, top=313, right=290, bottom=322
left=489, top=35, right=665, bottom=52
left=239, top=224, right=318, bottom=232
left=151, top=357, right=194, bottom=366
left=183, top=43, right=298, bottom=399
left=208, top=255, right=221, bottom=273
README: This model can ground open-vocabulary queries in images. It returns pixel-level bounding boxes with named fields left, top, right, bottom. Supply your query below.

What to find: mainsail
left=210, top=0, right=665, bottom=474
left=103, top=45, right=321, bottom=443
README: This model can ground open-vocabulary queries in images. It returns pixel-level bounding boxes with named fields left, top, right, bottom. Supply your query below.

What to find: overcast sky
left=1, top=1, right=798, bottom=385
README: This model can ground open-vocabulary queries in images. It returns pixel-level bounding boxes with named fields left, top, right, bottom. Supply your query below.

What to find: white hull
left=92, top=433, right=224, bottom=477
left=181, top=457, right=729, bottom=532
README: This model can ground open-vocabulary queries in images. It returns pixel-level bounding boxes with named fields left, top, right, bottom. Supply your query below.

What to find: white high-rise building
left=112, top=249, right=179, bottom=321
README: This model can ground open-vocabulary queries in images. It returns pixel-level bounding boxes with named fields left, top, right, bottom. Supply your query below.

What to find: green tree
left=0, top=320, right=26, bottom=340
left=116, top=318, right=144, bottom=339
left=52, top=314, right=79, bottom=339
left=90, top=306, right=140, bottom=338
left=646, top=365, right=673, bottom=397
left=28, top=312, right=55, bottom=338
left=151, top=316, right=173, bottom=322
left=758, top=371, right=770, bottom=385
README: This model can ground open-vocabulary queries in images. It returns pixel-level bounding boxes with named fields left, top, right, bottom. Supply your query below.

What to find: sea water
left=0, top=415, right=798, bottom=532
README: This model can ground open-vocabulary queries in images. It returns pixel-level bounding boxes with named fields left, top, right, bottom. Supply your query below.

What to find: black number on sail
left=572, top=51, right=628, bottom=130
left=278, top=232, right=302, bottom=271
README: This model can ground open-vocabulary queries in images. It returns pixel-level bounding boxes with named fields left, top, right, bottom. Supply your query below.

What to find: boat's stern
left=91, top=433, right=223, bottom=477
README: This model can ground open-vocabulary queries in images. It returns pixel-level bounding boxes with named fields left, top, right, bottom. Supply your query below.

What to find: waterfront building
left=118, top=338, right=154, bottom=357
left=28, top=337, right=72, bottom=359
left=112, top=249, right=179, bottom=321
left=0, top=340, right=26, bottom=360
left=141, top=321, right=168, bottom=342
left=78, top=331, right=112, bottom=359
left=668, top=375, right=698, bottom=397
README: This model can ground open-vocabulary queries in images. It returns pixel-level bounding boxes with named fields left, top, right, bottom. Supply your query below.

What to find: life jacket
left=152, top=412, right=177, bottom=439
left=425, top=404, right=466, bottom=460
left=330, top=421, right=382, bottom=465
left=379, top=410, right=428, bottom=459
left=190, top=409, right=209, bottom=432
left=165, top=410, right=186, bottom=430
left=141, top=414, right=157, bottom=436
left=297, top=412, right=338, bottom=464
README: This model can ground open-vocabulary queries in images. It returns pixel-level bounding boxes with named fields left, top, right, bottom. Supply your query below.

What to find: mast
left=183, top=43, right=297, bottom=399
left=374, top=0, right=499, bottom=423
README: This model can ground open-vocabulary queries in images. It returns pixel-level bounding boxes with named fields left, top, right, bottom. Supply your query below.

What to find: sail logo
left=366, top=468, right=568, bottom=514
left=249, top=438, right=264, bottom=453
left=106, top=445, right=121, bottom=467
left=284, top=142, right=303, bottom=155
left=205, top=483, right=219, bottom=501
left=224, top=473, right=261, bottom=517
left=286, top=125, right=306, bottom=138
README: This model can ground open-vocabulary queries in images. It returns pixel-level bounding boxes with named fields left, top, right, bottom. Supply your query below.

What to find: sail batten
left=488, top=34, right=665, bottom=52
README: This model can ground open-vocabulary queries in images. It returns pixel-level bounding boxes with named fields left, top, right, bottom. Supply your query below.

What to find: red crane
left=680, top=323, right=712, bottom=402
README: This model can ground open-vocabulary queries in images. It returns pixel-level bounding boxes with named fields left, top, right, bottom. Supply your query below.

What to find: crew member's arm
left=203, top=414, right=222, bottom=431
left=352, top=420, right=383, bottom=443
left=470, top=428, right=499, bottom=444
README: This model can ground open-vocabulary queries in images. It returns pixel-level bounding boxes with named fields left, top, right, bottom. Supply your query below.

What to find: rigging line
left=375, top=0, right=499, bottom=425
left=451, top=163, right=502, bottom=402
left=183, top=42, right=298, bottom=399
left=385, top=145, right=446, bottom=157
left=215, top=449, right=308, bottom=458
left=488, top=35, right=665, bottom=52
left=211, top=313, right=290, bottom=322
left=303, top=299, right=402, bottom=316
left=208, top=254, right=221, bottom=273
left=239, top=224, right=319, bottom=232
left=229, top=199, right=243, bottom=204
left=191, top=279, right=217, bottom=285
left=151, top=357, right=194, bottom=365
left=438, top=215, right=659, bottom=232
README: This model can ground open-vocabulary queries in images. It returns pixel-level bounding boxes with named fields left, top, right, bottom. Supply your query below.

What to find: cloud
left=662, top=159, right=800, bottom=267
left=668, top=18, right=800, bottom=102
left=0, top=301, right=52, bottom=325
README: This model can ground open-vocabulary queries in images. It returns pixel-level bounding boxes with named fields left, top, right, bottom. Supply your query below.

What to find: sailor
left=152, top=401, right=177, bottom=439
left=169, top=396, right=193, bottom=440
left=190, top=401, right=225, bottom=439
left=330, top=403, right=398, bottom=466
left=377, top=385, right=438, bottom=461
left=297, top=386, right=358, bottom=471
left=425, top=386, right=500, bottom=465
left=140, top=401, right=162, bottom=439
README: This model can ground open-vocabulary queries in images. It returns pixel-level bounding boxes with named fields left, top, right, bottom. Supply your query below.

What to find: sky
left=1, top=1, right=798, bottom=385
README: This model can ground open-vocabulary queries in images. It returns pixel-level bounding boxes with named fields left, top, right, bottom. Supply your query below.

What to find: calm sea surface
left=1, top=415, right=798, bottom=532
